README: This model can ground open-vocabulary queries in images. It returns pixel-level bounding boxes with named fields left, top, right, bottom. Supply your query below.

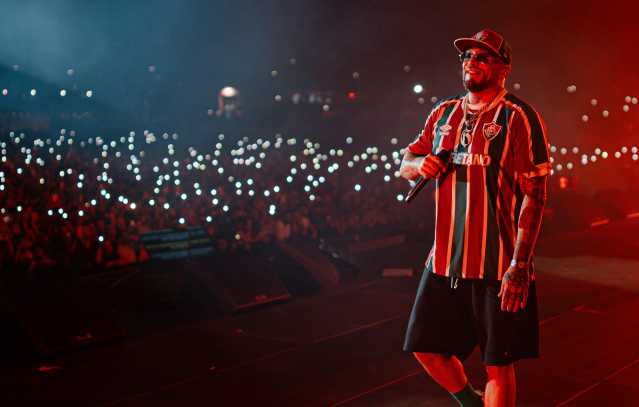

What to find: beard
left=463, top=71, right=498, bottom=92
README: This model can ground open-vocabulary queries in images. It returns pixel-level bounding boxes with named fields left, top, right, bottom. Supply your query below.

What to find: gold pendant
left=461, top=129, right=472, bottom=147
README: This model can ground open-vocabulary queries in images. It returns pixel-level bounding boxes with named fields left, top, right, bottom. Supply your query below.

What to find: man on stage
left=400, top=29, right=550, bottom=407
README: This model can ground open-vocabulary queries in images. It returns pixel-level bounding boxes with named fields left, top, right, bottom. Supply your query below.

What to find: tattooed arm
left=499, top=174, right=548, bottom=312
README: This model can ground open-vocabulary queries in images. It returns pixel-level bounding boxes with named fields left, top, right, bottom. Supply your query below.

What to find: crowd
left=0, top=128, right=417, bottom=278
left=1, top=124, right=636, bottom=280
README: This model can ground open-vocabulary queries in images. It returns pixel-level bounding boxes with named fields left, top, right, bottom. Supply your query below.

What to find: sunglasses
left=458, top=51, right=498, bottom=64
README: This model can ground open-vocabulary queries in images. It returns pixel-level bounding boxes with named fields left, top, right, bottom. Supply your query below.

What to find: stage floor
left=3, top=222, right=639, bottom=406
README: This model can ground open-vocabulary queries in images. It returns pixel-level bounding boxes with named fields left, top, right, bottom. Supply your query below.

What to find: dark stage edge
left=3, top=255, right=639, bottom=406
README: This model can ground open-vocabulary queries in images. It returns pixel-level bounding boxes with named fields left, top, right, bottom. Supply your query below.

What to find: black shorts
left=403, top=272, right=539, bottom=366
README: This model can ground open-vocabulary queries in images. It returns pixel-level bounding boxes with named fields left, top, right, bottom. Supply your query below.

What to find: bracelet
left=510, top=259, right=528, bottom=269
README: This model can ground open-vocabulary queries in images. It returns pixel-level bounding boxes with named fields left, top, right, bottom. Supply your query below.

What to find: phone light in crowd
left=354, top=184, right=362, bottom=192
left=384, top=175, right=391, bottom=182
left=30, top=89, right=37, bottom=96
left=60, top=89, right=67, bottom=97
left=268, top=204, right=276, bottom=215
left=2, top=89, right=7, bottom=96
left=90, top=199, right=97, bottom=206
left=212, top=198, right=219, bottom=205
left=273, top=185, right=280, bottom=193
left=396, top=194, right=404, bottom=202
left=179, top=218, right=185, bottom=225
left=180, top=193, right=188, bottom=200
left=98, top=235, right=104, bottom=242
left=413, top=84, right=424, bottom=94
left=163, top=203, right=170, bottom=209
left=309, top=194, right=316, bottom=201
left=78, top=210, right=84, bottom=217
left=222, top=205, right=229, bottom=212
left=86, top=90, right=93, bottom=98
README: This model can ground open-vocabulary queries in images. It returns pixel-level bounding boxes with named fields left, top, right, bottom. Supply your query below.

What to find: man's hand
left=498, top=265, right=530, bottom=312
left=418, top=154, right=446, bottom=179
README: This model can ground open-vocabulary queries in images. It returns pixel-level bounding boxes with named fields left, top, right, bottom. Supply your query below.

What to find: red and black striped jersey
left=407, top=90, right=550, bottom=280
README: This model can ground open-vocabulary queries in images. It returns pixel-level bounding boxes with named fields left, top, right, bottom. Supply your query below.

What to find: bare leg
left=485, top=364, right=516, bottom=407
left=413, top=352, right=468, bottom=393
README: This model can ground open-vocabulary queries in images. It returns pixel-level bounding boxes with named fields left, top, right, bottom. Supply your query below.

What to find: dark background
left=1, top=0, right=637, bottom=149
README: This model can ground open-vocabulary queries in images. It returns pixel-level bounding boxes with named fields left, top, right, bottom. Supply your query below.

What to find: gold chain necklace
left=460, top=88, right=506, bottom=148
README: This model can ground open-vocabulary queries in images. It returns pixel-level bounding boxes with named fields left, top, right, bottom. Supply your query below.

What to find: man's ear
left=499, top=64, right=512, bottom=82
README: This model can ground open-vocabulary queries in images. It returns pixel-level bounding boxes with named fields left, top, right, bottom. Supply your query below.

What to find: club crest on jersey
left=483, top=122, right=502, bottom=140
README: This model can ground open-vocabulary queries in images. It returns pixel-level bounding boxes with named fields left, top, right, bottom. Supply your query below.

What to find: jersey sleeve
left=407, top=106, right=441, bottom=156
left=511, top=105, right=551, bottom=178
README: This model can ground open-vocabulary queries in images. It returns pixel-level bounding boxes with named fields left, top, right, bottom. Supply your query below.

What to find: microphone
left=404, top=149, right=451, bottom=203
